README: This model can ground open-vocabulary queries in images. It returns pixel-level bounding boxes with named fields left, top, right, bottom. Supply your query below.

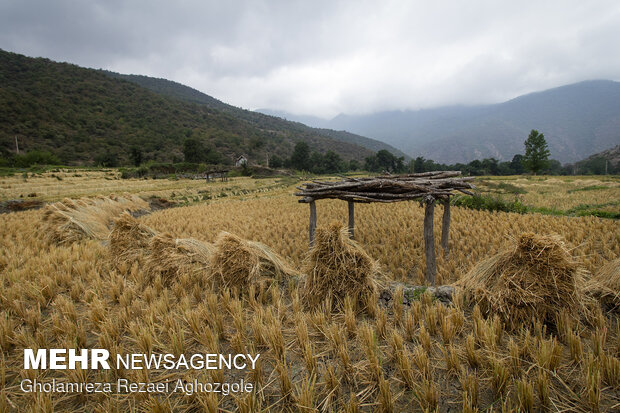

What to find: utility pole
left=15, top=136, right=19, bottom=154
left=605, top=159, right=608, bottom=175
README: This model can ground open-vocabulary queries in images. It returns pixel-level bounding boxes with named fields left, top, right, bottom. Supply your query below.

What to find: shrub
left=13, top=150, right=61, bottom=167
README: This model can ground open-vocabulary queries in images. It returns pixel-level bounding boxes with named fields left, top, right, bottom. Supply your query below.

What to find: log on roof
left=295, top=171, right=475, bottom=203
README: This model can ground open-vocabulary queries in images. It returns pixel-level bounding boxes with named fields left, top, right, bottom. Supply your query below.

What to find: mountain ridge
left=262, top=80, right=620, bottom=164
left=102, top=72, right=410, bottom=160
left=0, top=49, right=391, bottom=166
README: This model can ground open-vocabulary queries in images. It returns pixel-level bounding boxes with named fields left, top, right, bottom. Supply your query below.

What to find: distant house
left=235, top=155, right=248, bottom=167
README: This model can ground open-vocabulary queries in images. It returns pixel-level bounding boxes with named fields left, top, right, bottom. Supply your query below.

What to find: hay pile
left=109, top=213, right=157, bottom=269
left=41, top=194, right=149, bottom=244
left=302, top=221, right=380, bottom=311
left=586, top=257, right=620, bottom=312
left=456, top=233, right=595, bottom=331
left=210, top=231, right=298, bottom=292
left=145, top=234, right=215, bottom=285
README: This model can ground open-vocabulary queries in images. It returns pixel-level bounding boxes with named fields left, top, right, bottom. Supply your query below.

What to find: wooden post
left=347, top=201, right=355, bottom=239
left=441, top=198, right=450, bottom=256
left=309, top=200, right=317, bottom=248
left=424, top=199, right=436, bottom=285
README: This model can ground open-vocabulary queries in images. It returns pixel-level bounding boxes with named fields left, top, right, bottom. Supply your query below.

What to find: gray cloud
left=2, top=0, right=619, bottom=118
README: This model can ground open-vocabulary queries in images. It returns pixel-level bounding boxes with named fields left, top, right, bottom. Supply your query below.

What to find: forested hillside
left=0, top=49, right=376, bottom=166
left=103, top=71, right=409, bottom=159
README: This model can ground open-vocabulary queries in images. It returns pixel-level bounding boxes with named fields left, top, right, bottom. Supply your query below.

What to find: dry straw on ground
left=456, top=232, right=596, bottom=331
left=210, top=231, right=298, bottom=292
left=145, top=234, right=215, bottom=285
left=585, top=257, right=620, bottom=312
left=40, top=194, right=148, bottom=244
left=302, top=221, right=381, bottom=311
left=109, top=212, right=157, bottom=269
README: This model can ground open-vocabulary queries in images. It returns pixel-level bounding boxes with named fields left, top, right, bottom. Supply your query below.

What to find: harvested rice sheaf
left=302, top=221, right=380, bottom=312
left=456, top=233, right=596, bottom=331
left=586, top=257, right=620, bottom=312
left=41, top=194, right=149, bottom=245
left=145, top=234, right=215, bottom=285
left=109, top=212, right=157, bottom=269
left=210, top=231, right=297, bottom=292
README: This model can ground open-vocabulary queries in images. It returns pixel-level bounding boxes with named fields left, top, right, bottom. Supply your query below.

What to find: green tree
left=203, top=147, right=223, bottom=164
left=481, top=158, right=499, bottom=175
left=183, top=138, right=204, bottom=163
left=510, top=154, right=524, bottom=174
left=322, top=150, right=343, bottom=173
left=290, top=141, right=311, bottom=171
left=522, top=130, right=550, bottom=174
left=364, top=155, right=379, bottom=172
left=94, top=151, right=118, bottom=167
left=129, top=146, right=143, bottom=166
left=269, top=155, right=283, bottom=168
left=413, top=156, right=426, bottom=173
left=309, top=152, right=324, bottom=173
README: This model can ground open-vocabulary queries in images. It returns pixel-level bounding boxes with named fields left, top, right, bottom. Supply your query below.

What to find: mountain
left=0, top=49, right=382, bottom=166
left=584, top=145, right=620, bottom=166
left=267, top=81, right=620, bottom=164
left=257, top=109, right=330, bottom=129
left=574, top=144, right=620, bottom=174
left=103, top=72, right=409, bottom=160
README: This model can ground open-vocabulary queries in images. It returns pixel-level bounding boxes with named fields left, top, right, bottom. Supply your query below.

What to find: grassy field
left=475, top=175, right=620, bottom=216
left=1, top=172, right=619, bottom=412
left=0, top=169, right=291, bottom=203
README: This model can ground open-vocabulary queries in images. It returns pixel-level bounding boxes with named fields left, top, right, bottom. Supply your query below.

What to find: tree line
left=274, top=129, right=618, bottom=175
left=2, top=129, right=617, bottom=176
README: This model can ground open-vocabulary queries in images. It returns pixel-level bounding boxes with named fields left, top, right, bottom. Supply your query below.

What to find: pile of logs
left=295, top=171, right=475, bottom=203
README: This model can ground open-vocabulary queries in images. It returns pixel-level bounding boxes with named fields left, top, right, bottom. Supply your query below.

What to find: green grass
left=404, top=287, right=429, bottom=302
left=566, top=185, right=608, bottom=193
left=452, top=195, right=619, bottom=219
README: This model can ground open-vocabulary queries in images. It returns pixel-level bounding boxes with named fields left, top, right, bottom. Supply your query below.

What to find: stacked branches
left=295, top=171, right=475, bottom=203
left=456, top=233, right=596, bottom=331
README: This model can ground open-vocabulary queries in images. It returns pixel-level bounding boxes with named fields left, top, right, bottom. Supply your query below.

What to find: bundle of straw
left=456, top=233, right=596, bottom=331
left=145, top=234, right=215, bottom=285
left=585, top=257, right=620, bottom=312
left=302, top=221, right=380, bottom=312
left=210, top=231, right=298, bottom=292
left=109, top=212, right=157, bottom=270
left=41, top=194, right=149, bottom=244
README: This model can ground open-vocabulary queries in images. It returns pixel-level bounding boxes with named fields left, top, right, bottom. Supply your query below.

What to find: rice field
left=0, top=173, right=619, bottom=412
left=0, top=169, right=290, bottom=203
left=476, top=175, right=620, bottom=213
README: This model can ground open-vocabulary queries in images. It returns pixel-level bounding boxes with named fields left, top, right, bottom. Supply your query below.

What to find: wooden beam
left=424, top=200, right=436, bottom=285
left=347, top=201, right=355, bottom=239
left=441, top=199, right=450, bottom=257
left=309, top=200, right=317, bottom=248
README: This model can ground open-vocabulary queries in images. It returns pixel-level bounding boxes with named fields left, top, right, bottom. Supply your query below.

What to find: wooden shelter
left=205, top=169, right=230, bottom=182
left=295, top=171, right=475, bottom=285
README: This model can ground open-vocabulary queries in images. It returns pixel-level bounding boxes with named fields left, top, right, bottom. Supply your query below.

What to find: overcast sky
left=2, top=0, right=620, bottom=118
